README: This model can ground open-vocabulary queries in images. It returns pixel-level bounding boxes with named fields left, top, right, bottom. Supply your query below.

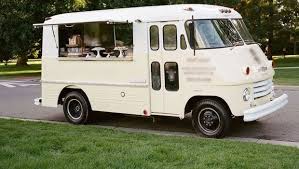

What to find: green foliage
left=237, top=0, right=299, bottom=55
left=0, top=0, right=298, bottom=65
left=0, top=0, right=88, bottom=65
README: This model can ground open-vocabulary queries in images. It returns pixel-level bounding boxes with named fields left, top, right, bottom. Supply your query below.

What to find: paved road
left=0, top=79, right=298, bottom=142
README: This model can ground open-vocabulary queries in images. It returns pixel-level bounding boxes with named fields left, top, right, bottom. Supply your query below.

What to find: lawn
left=0, top=119, right=298, bottom=169
left=273, top=56, right=299, bottom=85
left=274, top=56, right=299, bottom=67
left=0, top=59, right=41, bottom=78
left=274, top=68, right=299, bottom=86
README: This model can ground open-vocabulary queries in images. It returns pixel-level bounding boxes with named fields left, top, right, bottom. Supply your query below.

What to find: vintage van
left=34, top=4, right=288, bottom=138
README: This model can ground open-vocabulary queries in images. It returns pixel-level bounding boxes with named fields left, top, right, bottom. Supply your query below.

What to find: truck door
left=148, top=24, right=164, bottom=113
left=160, top=21, right=182, bottom=115
left=148, top=22, right=182, bottom=115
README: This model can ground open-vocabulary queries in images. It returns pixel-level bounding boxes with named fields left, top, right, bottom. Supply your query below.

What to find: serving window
left=58, top=22, right=133, bottom=60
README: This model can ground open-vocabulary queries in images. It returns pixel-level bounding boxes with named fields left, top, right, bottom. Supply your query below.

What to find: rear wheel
left=192, top=99, right=232, bottom=138
left=63, top=91, right=90, bottom=124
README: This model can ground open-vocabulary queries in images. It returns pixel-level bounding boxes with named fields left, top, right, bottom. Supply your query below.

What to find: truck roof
left=38, top=4, right=242, bottom=26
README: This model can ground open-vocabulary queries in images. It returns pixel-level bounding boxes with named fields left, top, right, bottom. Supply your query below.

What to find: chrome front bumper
left=243, top=94, right=288, bottom=122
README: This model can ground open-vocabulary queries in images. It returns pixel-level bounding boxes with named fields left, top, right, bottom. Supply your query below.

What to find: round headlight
left=243, top=88, right=251, bottom=101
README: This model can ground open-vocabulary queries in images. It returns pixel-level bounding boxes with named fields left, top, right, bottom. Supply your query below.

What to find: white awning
left=33, top=4, right=242, bottom=28
left=33, top=20, right=130, bottom=28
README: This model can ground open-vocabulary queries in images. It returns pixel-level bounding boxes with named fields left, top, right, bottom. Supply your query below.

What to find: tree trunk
left=16, top=56, right=28, bottom=66
left=267, top=0, right=274, bottom=60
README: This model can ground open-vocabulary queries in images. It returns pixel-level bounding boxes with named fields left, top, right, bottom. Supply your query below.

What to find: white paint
left=42, top=25, right=59, bottom=58
left=38, top=4, right=287, bottom=125
left=243, top=94, right=288, bottom=122
left=34, top=4, right=241, bottom=26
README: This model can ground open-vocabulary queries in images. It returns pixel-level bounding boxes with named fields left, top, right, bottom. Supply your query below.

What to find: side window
left=151, top=62, right=161, bottom=90
left=150, top=25, right=159, bottom=50
left=180, top=34, right=187, bottom=50
left=163, top=25, right=177, bottom=50
left=164, top=62, right=179, bottom=91
left=58, top=23, right=133, bottom=59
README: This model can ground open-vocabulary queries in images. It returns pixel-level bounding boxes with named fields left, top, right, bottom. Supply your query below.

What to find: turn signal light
left=245, top=67, right=250, bottom=75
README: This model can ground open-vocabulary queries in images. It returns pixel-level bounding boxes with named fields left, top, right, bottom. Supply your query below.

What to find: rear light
left=143, top=110, right=149, bottom=116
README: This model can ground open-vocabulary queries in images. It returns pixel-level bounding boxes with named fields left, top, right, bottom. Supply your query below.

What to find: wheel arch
left=58, top=85, right=92, bottom=110
left=184, top=95, right=232, bottom=115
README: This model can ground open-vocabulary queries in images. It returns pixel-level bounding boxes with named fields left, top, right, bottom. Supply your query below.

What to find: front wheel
left=192, top=99, right=232, bottom=138
left=63, top=91, right=90, bottom=124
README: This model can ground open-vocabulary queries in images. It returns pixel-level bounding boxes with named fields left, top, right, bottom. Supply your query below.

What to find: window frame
left=180, top=34, right=187, bottom=50
left=150, top=25, right=159, bottom=51
left=231, top=19, right=256, bottom=45
left=164, top=62, right=179, bottom=91
left=163, top=24, right=177, bottom=51
left=184, top=19, right=244, bottom=50
left=151, top=61, right=161, bottom=91
left=57, top=22, right=134, bottom=60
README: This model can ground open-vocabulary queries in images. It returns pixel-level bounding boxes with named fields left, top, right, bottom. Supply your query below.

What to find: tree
left=0, top=0, right=297, bottom=65
left=0, top=0, right=43, bottom=65
left=276, top=0, right=299, bottom=55
left=0, top=0, right=88, bottom=66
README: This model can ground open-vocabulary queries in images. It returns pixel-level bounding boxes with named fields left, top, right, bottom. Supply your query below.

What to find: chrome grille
left=253, top=79, right=273, bottom=99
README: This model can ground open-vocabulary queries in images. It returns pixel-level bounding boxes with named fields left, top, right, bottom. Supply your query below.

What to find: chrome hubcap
left=67, top=99, right=83, bottom=120
left=198, top=108, right=221, bottom=134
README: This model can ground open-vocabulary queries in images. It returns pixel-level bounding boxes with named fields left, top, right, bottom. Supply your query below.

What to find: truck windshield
left=231, top=19, right=255, bottom=45
left=185, top=19, right=243, bottom=49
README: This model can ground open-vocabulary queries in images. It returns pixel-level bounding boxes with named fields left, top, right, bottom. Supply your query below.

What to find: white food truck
left=34, top=4, right=288, bottom=138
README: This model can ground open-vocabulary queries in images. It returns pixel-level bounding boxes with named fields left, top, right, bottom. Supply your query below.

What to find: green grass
left=274, top=56, right=299, bottom=67
left=274, top=68, right=299, bottom=86
left=0, top=59, right=41, bottom=78
left=272, top=57, right=299, bottom=85
left=0, top=119, right=298, bottom=169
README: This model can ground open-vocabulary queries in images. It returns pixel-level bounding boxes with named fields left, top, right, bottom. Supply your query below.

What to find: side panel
left=42, top=26, right=59, bottom=58
left=41, top=23, right=151, bottom=116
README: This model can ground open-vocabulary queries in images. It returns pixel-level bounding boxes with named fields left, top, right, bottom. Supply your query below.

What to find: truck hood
left=194, top=44, right=274, bottom=85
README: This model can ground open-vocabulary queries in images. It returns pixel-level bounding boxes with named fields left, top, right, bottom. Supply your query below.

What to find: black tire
left=63, top=91, right=90, bottom=124
left=192, top=99, right=232, bottom=138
